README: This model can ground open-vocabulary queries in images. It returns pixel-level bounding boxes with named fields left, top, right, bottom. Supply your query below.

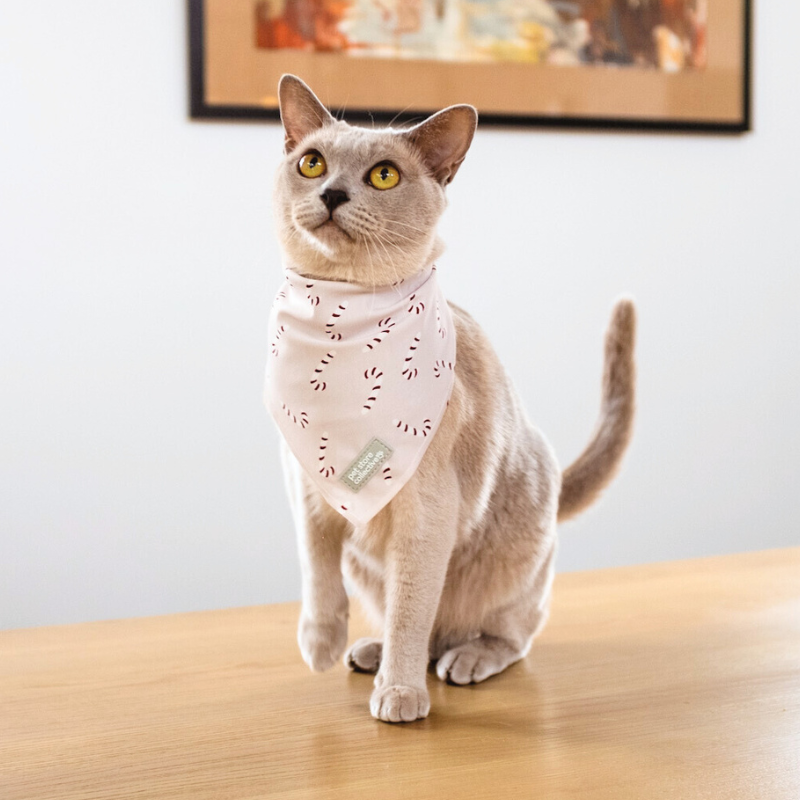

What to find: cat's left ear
left=403, top=105, right=478, bottom=186
left=278, top=75, right=335, bottom=153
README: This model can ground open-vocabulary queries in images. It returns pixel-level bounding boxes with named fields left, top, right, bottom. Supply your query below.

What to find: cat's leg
left=342, top=544, right=386, bottom=673
left=283, top=446, right=351, bottom=672
left=436, top=540, right=556, bottom=685
left=369, top=470, right=459, bottom=723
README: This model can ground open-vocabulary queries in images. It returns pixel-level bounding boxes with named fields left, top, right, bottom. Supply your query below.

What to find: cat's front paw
left=370, top=684, right=430, bottom=723
left=298, top=613, right=347, bottom=672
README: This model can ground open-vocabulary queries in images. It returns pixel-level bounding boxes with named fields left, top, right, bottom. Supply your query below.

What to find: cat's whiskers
left=344, top=212, right=403, bottom=288
left=369, top=231, right=403, bottom=288
left=386, top=105, right=415, bottom=130
left=356, top=231, right=373, bottom=283
left=383, top=230, right=419, bottom=246
left=280, top=226, right=301, bottom=252
left=374, top=231, right=406, bottom=272
left=388, top=218, right=429, bottom=236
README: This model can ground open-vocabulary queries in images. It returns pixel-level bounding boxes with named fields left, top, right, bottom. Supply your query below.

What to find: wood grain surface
left=2, top=548, right=799, bottom=799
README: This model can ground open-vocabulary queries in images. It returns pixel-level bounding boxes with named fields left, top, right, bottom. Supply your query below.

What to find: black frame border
left=188, top=0, right=752, bottom=134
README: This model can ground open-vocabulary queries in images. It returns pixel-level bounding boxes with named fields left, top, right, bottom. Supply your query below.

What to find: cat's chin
left=285, top=230, right=446, bottom=287
left=297, top=219, right=355, bottom=259
left=313, top=219, right=354, bottom=244
left=289, top=220, right=351, bottom=264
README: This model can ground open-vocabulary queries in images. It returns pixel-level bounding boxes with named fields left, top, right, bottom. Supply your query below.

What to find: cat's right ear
left=278, top=75, right=335, bottom=153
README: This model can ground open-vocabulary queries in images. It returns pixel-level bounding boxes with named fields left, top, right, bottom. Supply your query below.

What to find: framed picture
left=188, top=0, right=751, bottom=133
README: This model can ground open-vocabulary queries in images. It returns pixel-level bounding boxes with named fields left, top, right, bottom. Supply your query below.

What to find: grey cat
left=269, top=75, right=636, bottom=723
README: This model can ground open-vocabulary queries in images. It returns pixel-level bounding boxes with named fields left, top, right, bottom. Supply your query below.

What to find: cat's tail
left=557, top=298, right=636, bottom=523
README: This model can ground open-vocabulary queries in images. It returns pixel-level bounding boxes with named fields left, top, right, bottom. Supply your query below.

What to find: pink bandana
left=265, top=265, right=456, bottom=526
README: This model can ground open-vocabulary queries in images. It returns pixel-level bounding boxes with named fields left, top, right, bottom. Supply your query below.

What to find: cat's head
left=273, top=75, right=477, bottom=286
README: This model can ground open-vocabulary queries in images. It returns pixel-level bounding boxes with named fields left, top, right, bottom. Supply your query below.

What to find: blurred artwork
left=254, top=0, right=708, bottom=69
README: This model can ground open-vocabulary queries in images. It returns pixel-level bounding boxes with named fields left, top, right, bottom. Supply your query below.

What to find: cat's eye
left=298, top=151, right=326, bottom=179
left=368, top=163, right=401, bottom=190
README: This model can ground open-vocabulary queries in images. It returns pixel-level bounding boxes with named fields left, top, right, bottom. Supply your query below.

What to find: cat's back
left=444, top=299, right=559, bottom=535
left=447, top=299, right=515, bottom=412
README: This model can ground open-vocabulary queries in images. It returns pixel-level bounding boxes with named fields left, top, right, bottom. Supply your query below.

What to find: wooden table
left=2, top=548, right=799, bottom=799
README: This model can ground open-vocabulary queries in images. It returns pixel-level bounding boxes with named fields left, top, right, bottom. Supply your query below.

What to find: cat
left=267, top=75, right=636, bottom=723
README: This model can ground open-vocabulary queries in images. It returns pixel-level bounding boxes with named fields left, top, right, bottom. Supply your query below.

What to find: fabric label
left=340, top=438, right=393, bottom=492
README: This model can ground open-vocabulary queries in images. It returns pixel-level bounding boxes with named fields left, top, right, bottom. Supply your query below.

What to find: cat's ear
left=278, top=75, right=335, bottom=152
left=403, top=105, right=478, bottom=186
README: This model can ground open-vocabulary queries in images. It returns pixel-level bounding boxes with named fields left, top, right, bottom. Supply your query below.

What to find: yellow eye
left=298, top=152, right=326, bottom=179
left=368, top=163, right=400, bottom=190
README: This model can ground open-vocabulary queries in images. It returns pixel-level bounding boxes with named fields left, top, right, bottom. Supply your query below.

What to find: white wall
left=1, top=3, right=798, bottom=629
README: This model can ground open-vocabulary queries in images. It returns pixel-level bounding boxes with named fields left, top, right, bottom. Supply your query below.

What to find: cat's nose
left=320, top=188, right=349, bottom=214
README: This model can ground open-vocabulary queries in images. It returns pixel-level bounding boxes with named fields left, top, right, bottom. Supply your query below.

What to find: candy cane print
left=318, top=432, right=335, bottom=478
left=306, top=282, right=320, bottom=307
left=310, top=350, right=335, bottom=391
left=402, top=333, right=421, bottom=380
left=325, top=302, right=348, bottom=341
left=362, top=316, right=396, bottom=352
left=281, top=403, right=309, bottom=429
left=407, top=293, right=426, bottom=315
left=392, top=417, right=433, bottom=437
left=265, top=263, right=457, bottom=526
left=361, top=367, right=384, bottom=414
left=271, top=324, right=286, bottom=357
left=433, top=359, right=454, bottom=379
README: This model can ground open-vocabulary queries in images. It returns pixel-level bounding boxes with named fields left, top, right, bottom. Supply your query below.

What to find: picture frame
left=188, top=0, right=751, bottom=133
